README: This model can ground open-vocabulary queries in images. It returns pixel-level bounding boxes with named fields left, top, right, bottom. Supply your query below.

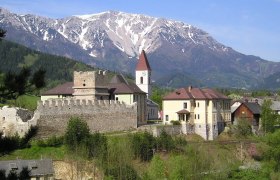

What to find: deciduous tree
left=64, top=117, right=90, bottom=151
left=261, top=99, right=278, bottom=134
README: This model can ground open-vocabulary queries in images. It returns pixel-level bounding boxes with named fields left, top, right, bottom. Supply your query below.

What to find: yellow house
left=163, top=86, right=231, bottom=140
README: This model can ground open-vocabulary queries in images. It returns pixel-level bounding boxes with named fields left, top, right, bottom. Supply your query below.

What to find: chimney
left=188, top=86, right=192, bottom=92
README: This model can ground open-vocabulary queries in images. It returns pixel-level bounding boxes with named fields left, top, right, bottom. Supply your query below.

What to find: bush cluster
left=37, top=135, right=63, bottom=147
left=0, top=126, right=38, bottom=155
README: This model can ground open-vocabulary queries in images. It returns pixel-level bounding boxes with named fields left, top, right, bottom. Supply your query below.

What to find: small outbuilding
left=231, top=101, right=261, bottom=128
left=0, top=159, right=54, bottom=179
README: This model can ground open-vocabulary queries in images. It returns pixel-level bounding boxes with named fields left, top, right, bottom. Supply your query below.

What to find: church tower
left=135, top=50, right=152, bottom=97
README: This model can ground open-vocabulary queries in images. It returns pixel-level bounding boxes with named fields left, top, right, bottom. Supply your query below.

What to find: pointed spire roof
left=136, top=50, right=151, bottom=71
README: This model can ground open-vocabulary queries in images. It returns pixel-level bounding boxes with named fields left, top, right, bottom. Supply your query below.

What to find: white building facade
left=163, top=87, right=231, bottom=140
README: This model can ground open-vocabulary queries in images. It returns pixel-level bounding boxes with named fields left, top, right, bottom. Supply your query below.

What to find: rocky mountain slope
left=1, top=7, right=280, bottom=89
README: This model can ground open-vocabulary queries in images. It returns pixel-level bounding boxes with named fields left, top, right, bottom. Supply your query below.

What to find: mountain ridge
left=1, top=7, right=280, bottom=89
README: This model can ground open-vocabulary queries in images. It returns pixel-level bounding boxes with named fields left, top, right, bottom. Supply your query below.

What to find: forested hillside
left=0, top=40, right=95, bottom=85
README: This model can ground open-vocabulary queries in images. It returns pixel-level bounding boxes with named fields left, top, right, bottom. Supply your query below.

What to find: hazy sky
left=1, top=0, right=279, bottom=61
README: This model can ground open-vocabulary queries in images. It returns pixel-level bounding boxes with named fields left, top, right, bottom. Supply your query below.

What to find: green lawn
left=0, top=145, right=66, bottom=161
left=6, top=95, right=39, bottom=111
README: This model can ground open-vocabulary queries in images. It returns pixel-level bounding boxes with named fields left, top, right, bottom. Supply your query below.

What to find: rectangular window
left=165, top=115, right=169, bottom=121
left=195, top=114, right=196, bottom=119
left=184, top=103, right=187, bottom=109
left=197, top=102, right=200, bottom=107
left=140, top=77, right=143, bottom=84
left=198, top=114, right=200, bottom=119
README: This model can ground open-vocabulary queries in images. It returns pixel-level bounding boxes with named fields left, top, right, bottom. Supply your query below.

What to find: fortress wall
left=36, top=98, right=138, bottom=138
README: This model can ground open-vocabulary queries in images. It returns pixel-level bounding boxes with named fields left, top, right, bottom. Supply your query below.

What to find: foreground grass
left=0, top=144, right=66, bottom=160
left=0, top=133, right=261, bottom=179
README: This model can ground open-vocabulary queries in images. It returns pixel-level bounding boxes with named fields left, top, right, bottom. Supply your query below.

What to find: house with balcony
left=163, top=86, right=231, bottom=140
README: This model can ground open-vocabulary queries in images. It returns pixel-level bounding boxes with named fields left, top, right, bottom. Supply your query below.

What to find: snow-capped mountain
left=1, top=7, right=280, bottom=88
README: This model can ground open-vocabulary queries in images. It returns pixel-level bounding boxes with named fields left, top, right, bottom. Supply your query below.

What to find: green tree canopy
left=0, top=67, right=46, bottom=100
left=264, top=130, right=280, bottom=171
left=261, top=99, right=278, bottom=134
left=64, top=117, right=90, bottom=151
left=131, top=132, right=156, bottom=161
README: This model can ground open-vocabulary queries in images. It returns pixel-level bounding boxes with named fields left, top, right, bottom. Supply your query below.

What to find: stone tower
left=72, top=71, right=110, bottom=100
left=135, top=50, right=151, bottom=97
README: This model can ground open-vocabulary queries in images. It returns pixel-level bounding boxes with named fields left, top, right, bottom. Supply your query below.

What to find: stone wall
left=0, top=106, right=33, bottom=137
left=138, top=123, right=195, bottom=137
left=35, top=98, right=137, bottom=138
left=73, top=71, right=110, bottom=100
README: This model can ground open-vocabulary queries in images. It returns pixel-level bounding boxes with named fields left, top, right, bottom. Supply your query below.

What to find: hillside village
left=1, top=46, right=280, bottom=178
left=1, top=49, right=269, bottom=141
left=1, top=7, right=280, bottom=179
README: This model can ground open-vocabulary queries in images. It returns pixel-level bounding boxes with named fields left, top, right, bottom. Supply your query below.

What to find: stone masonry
left=0, top=106, right=34, bottom=137
left=34, top=98, right=138, bottom=138
left=73, top=71, right=110, bottom=100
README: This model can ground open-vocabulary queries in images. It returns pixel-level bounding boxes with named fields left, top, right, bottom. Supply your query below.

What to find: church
left=41, top=50, right=159, bottom=125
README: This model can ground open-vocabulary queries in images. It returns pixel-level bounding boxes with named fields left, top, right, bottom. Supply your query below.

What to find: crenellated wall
left=35, top=98, right=138, bottom=138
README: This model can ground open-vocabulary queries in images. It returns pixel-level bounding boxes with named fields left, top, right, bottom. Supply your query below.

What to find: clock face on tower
left=142, top=72, right=146, bottom=76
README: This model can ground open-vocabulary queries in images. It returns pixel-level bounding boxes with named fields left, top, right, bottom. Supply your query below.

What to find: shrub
left=131, top=132, right=156, bottom=161
left=18, top=167, right=31, bottom=180
left=37, top=135, right=63, bottom=147
left=7, top=170, right=18, bottom=180
left=46, top=135, right=63, bottom=147
left=20, top=126, right=38, bottom=148
left=170, top=120, right=181, bottom=125
left=105, top=164, right=139, bottom=180
left=36, top=139, right=47, bottom=147
left=0, top=133, right=20, bottom=155
left=156, top=130, right=175, bottom=151
left=86, top=132, right=108, bottom=161
left=174, top=136, right=187, bottom=147
left=235, top=119, right=252, bottom=137
left=64, top=117, right=90, bottom=151
left=0, top=169, right=6, bottom=180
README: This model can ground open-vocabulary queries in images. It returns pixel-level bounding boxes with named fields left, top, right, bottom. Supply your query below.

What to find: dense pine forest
left=0, top=40, right=95, bottom=85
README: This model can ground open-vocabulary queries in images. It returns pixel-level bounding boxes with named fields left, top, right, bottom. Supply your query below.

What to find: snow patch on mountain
left=0, top=8, right=231, bottom=59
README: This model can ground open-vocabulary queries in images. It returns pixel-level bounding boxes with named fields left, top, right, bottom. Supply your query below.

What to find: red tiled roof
left=42, top=82, right=73, bottom=95
left=135, top=50, right=151, bottom=71
left=163, top=86, right=229, bottom=100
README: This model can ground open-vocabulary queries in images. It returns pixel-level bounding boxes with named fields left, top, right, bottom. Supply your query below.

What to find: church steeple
left=135, top=50, right=152, bottom=97
left=136, top=50, right=151, bottom=71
